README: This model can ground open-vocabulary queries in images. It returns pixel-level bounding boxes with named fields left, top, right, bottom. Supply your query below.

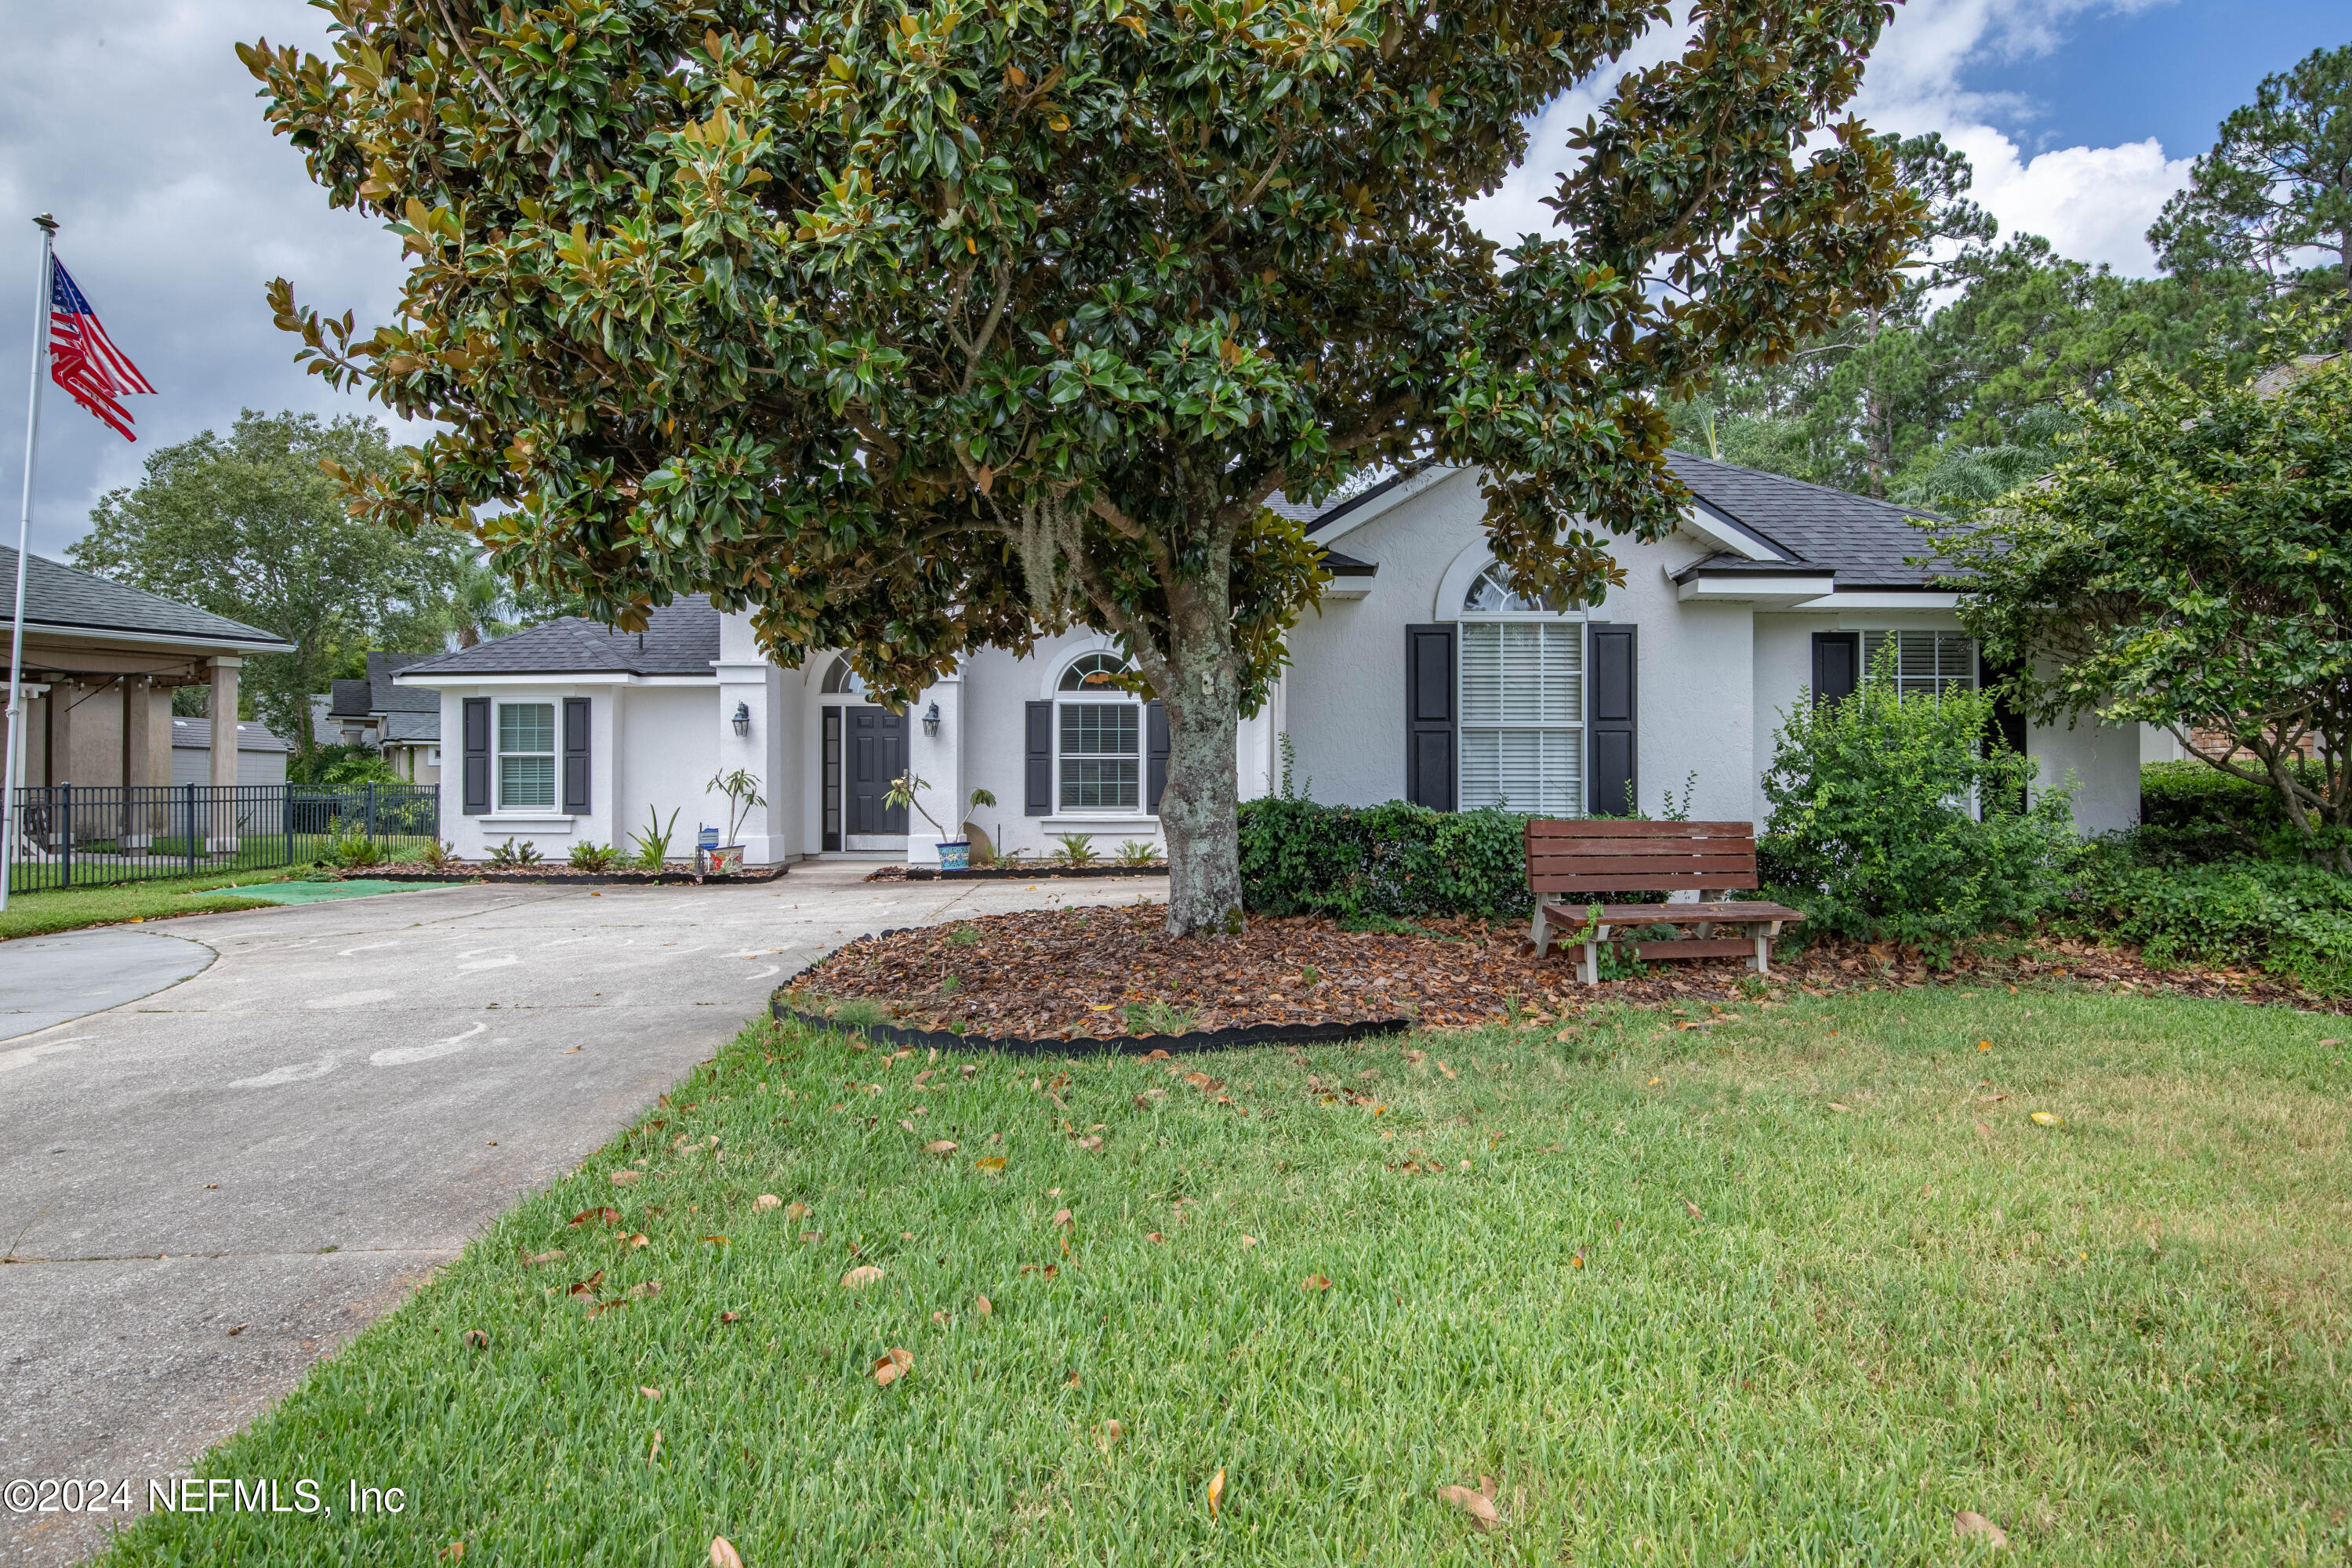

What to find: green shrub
left=1237, top=797, right=1534, bottom=921
left=2063, top=851, right=2352, bottom=993
left=568, top=841, right=619, bottom=873
left=1759, top=645, right=2077, bottom=960
left=2131, top=758, right=2331, bottom=866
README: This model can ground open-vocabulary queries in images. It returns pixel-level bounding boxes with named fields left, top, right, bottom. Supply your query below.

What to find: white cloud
left=1467, top=0, right=2195, bottom=278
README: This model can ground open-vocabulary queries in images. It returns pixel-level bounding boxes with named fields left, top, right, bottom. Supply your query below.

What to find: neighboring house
left=0, top=545, right=290, bottom=797
left=168, top=718, right=292, bottom=786
left=396, top=456, right=2160, bottom=868
left=324, top=652, right=442, bottom=782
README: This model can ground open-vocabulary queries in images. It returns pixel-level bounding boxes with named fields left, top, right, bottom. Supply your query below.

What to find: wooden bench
left=1525, top=819, right=1806, bottom=985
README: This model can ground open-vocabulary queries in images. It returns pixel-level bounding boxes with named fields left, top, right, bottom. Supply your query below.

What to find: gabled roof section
left=169, top=717, right=292, bottom=753
left=1269, top=457, right=1446, bottom=537
left=397, top=595, right=722, bottom=680
left=368, top=652, right=441, bottom=713
left=1664, top=452, right=1950, bottom=588
left=327, top=677, right=374, bottom=719
left=1, top=546, right=289, bottom=649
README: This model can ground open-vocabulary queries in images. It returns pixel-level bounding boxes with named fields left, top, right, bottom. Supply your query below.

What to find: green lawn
left=106, top=984, right=2352, bottom=1565
left=0, top=869, right=296, bottom=940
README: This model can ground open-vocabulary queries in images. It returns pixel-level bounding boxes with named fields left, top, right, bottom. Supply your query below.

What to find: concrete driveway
left=0, top=862, right=1163, bottom=1566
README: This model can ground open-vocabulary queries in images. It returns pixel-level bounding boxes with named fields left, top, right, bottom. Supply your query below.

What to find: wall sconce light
left=731, top=700, right=751, bottom=737
left=923, top=701, right=942, bottom=738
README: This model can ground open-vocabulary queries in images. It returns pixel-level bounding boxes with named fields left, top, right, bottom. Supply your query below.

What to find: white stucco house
left=394, top=454, right=2162, bottom=868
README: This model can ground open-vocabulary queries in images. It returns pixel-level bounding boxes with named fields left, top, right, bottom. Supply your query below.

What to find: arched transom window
left=1458, top=562, right=1589, bottom=817
left=1056, top=652, right=1145, bottom=812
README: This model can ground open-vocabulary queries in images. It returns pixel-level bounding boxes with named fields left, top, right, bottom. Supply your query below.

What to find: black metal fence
left=5, top=782, right=441, bottom=894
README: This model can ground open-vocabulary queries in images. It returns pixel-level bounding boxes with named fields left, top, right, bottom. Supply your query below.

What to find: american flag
left=49, top=256, right=154, bottom=441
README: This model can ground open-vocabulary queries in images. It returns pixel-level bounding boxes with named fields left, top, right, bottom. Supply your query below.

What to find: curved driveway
left=0, top=863, right=1162, bottom=1566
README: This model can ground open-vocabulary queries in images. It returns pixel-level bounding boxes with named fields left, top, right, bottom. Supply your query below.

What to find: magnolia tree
left=1943, top=327, right=2352, bottom=865
left=242, top=0, right=1922, bottom=935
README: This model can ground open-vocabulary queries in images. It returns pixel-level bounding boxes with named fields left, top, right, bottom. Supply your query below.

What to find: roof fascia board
left=396, top=670, right=717, bottom=688
left=1790, top=590, right=1962, bottom=612
left=1677, top=499, right=1788, bottom=562
left=5, top=620, right=291, bottom=655
left=1675, top=574, right=1836, bottom=603
left=1307, top=463, right=1459, bottom=547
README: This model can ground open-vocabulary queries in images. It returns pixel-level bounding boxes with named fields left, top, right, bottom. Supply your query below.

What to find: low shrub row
left=2130, top=758, right=2332, bottom=866
left=1237, top=797, right=1535, bottom=922
left=2062, top=851, right=2352, bottom=994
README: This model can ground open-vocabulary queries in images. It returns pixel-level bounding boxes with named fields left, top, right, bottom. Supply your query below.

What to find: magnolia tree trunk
left=1151, top=615, right=1245, bottom=939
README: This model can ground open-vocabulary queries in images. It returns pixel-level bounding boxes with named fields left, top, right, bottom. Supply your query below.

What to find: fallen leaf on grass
left=568, top=1270, right=604, bottom=1298
left=701, top=1235, right=730, bottom=1246
left=1403, top=1050, right=1426, bottom=1064
left=2029, top=1111, right=2063, bottom=1127
left=1978, top=1040, right=1993, bottom=1051
left=719, top=1311, right=741, bottom=1324
left=523, top=1249, right=566, bottom=1265
left=609, top=1171, right=641, bottom=1186
left=647, top=1428, right=662, bottom=1464
left=1096, top=1419, right=1125, bottom=1452
left=1206, top=1468, right=1225, bottom=1519
left=437, top=1544, right=464, bottom=1563
left=1682, top=1196, right=1704, bottom=1219
left=1437, top=1483, right=1501, bottom=1530
left=625, top=1232, right=649, bottom=1248
left=461, top=1329, right=488, bottom=1350
left=626, top=1280, right=662, bottom=1300
left=924, top=1140, right=959, bottom=1156
left=1301, top=1274, right=1331, bottom=1292
left=2321, top=1037, right=2343, bottom=1047
left=1018, top=1263, right=1060, bottom=1277
left=873, top=1347, right=913, bottom=1386
left=1146, top=1232, right=1164, bottom=1243
left=1239, top=1235, right=1258, bottom=1247
left=1828, top=1102, right=1855, bottom=1113
left=1052, top=1208, right=1073, bottom=1227
left=754, top=1194, right=782, bottom=1210
left=710, top=1536, right=745, bottom=1568
left=1954, top=1510, right=2009, bottom=1548
left=639, top=1385, right=662, bottom=1399
left=842, top=1265, right=884, bottom=1290
left=1646, top=1076, right=1663, bottom=1087
left=975, top=1294, right=993, bottom=1315
left=1974, top=1120, right=1993, bottom=1143
left=786, top=1201, right=811, bottom=1219
left=972, top=1156, right=1007, bottom=1171
left=1075, top=1135, right=1104, bottom=1152
left=1436, top=1060, right=1457, bottom=1080
left=569, top=1207, right=622, bottom=1228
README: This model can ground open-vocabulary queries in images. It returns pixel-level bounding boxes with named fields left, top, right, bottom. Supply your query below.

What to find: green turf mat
left=198, top=878, right=443, bottom=904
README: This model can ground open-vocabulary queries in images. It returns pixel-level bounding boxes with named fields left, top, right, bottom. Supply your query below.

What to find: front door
left=847, top=706, right=909, bottom=836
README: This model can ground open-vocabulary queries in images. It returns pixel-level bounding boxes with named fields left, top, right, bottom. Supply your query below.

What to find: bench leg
left=1581, top=939, right=1599, bottom=985
left=1748, top=922, right=1770, bottom=976
left=1531, top=905, right=1549, bottom=960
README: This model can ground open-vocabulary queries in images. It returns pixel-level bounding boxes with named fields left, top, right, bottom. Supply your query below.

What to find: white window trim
left=495, top=699, right=558, bottom=811
left=1053, top=650, right=1152, bottom=818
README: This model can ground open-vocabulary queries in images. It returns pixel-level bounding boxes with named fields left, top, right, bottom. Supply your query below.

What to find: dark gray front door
left=848, top=706, right=909, bottom=834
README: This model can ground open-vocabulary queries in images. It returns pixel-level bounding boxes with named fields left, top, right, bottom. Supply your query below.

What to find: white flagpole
left=1, top=214, right=56, bottom=913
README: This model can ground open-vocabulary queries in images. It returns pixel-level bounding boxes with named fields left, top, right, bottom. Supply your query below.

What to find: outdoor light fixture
left=731, top=701, right=750, bottom=737
left=923, top=701, right=942, bottom=738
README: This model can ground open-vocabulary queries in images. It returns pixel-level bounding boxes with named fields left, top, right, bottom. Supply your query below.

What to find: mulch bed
left=781, top=906, right=2352, bottom=1040
left=865, top=863, right=1167, bottom=882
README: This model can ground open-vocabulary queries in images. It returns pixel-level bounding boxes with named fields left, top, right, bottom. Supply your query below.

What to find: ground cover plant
left=109, top=983, right=2352, bottom=1566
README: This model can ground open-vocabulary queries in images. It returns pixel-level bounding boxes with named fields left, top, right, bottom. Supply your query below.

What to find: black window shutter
left=1024, top=700, right=1053, bottom=815
left=461, top=696, right=490, bottom=815
left=561, top=697, right=591, bottom=815
left=1811, top=631, right=1860, bottom=706
left=1403, top=623, right=1457, bottom=811
left=1144, top=700, right=1170, bottom=814
left=1586, top=623, right=1638, bottom=817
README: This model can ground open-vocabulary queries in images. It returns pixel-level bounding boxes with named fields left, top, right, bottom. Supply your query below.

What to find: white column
left=205, top=657, right=243, bottom=851
left=713, top=610, right=778, bottom=862
left=903, top=672, right=964, bottom=865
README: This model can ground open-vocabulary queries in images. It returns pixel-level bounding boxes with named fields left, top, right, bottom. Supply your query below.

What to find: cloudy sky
left=0, top=0, right=2343, bottom=561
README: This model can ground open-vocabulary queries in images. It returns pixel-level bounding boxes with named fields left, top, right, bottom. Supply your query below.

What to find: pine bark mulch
left=782, top=905, right=2352, bottom=1042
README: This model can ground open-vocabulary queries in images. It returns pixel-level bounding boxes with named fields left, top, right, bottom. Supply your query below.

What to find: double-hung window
left=1457, top=564, right=1588, bottom=815
left=1864, top=630, right=1977, bottom=697
left=497, top=702, right=557, bottom=809
left=1057, top=652, right=1142, bottom=811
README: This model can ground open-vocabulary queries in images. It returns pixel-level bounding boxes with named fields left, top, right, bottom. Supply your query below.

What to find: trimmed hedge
left=1237, top=797, right=1536, bottom=921
left=2134, top=759, right=2326, bottom=866
left=2063, top=851, right=2352, bottom=994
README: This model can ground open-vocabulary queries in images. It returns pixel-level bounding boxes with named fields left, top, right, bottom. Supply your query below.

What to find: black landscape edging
left=769, top=939, right=1409, bottom=1057
left=873, top=863, right=1168, bottom=882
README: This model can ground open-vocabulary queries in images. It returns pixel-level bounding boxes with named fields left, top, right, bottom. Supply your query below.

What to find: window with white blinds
left=1458, top=621, right=1583, bottom=815
left=1862, top=630, right=1977, bottom=697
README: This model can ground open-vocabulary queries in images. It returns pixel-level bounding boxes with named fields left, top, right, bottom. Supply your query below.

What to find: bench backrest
left=1524, top=819, right=1760, bottom=897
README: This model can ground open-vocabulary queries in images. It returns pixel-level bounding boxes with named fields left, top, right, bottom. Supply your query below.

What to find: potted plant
left=702, top=768, right=765, bottom=877
left=887, top=777, right=996, bottom=870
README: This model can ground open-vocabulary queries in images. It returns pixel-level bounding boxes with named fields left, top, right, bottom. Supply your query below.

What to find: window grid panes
left=1059, top=702, right=1139, bottom=811
left=1458, top=621, right=1584, bottom=815
left=497, top=702, right=556, bottom=809
left=1863, top=631, right=1977, bottom=698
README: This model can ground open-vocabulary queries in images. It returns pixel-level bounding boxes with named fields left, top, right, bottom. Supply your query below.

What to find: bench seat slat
left=1528, top=838, right=1759, bottom=858
left=1534, top=872, right=1755, bottom=892
left=1541, top=900, right=1806, bottom=926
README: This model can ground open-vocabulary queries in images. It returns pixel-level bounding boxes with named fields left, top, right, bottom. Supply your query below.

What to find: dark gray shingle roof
left=368, top=652, right=441, bottom=713
left=1664, top=452, right=1948, bottom=587
left=381, top=710, right=441, bottom=742
left=327, top=677, right=374, bottom=719
left=397, top=595, right=721, bottom=679
left=1, top=546, right=289, bottom=648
